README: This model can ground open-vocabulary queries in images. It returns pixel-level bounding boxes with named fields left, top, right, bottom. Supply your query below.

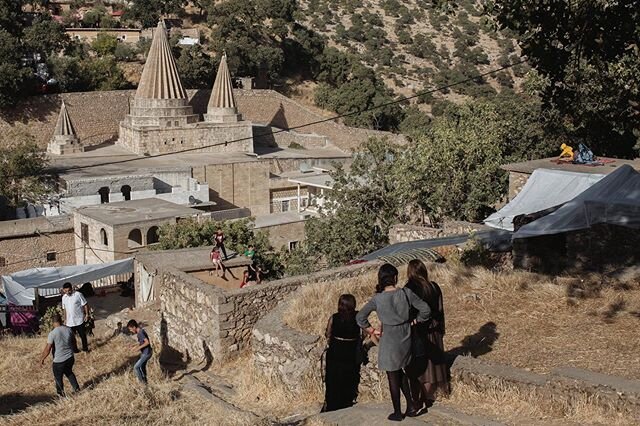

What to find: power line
left=5, top=58, right=528, bottom=180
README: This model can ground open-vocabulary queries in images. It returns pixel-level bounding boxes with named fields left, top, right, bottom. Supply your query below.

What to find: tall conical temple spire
left=136, top=20, right=186, bottom=100
left=48, top=100, right=83, bottom=155
left=205, top=52, right=242, bottom=123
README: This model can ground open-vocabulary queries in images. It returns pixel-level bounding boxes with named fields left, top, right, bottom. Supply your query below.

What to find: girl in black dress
left=322, top=294, right=363, bottom=412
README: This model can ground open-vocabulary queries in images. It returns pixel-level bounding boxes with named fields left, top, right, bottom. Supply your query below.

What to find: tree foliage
left=175, top=45, right=214, bottom=89
left=0, top=132, right=49, bottom=208
left=489, top=0, right=640, bottom=156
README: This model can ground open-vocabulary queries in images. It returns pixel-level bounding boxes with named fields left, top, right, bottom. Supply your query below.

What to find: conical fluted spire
left=54, top=101, right=77, bottom=137
left=136, top=21, right=187, bottom=100
left=208, top=53, right=237, bottom=110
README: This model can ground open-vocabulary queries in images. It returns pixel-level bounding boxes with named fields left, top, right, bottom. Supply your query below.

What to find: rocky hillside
left=296, top=0, right=529, bottom=106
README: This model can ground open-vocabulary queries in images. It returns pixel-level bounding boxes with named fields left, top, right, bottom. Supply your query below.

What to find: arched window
left=98, top=187, right=110, bottom=204
left=121, top=185, right=132, bottom=201
left=100, top=228, right=108, bottom=246
left=146, top=226, right=159, bottom=244
left=127, top=228, right=143, bottom=248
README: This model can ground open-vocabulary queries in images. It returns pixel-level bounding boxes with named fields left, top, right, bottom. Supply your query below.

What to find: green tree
left=0, top=132, right=49, bottom=208
left=304, top=138, right=405, bottom=265
left=92, top=33, right=118, bottom=56
left=176, top=45, right=214, bottom=89
left=490, top=0, right=640, bottom=156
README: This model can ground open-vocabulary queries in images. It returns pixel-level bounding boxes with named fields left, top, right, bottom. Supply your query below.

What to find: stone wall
left=252, top=286, right=385, bottom=394
left=256, top=219, right=306, bottom=250
left=508, top=171, right=531, bottom=201
left=389, top=221, right=488, bottom=244
left=136, top=249, right=381, bottom=363
left=0, top=89, right=403, bottom=152
left=0, top=216, right=75, bottom=275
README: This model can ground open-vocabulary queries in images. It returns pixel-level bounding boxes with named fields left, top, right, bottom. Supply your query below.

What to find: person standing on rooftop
left=214, top=227, right=228, bottom=260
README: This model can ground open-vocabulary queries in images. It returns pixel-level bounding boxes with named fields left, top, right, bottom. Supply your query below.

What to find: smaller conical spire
left=205, top=52, right=242, bottom=123
left=54, top=100, right=77, bottom=137
left=209, top=53, right=237, bottom=110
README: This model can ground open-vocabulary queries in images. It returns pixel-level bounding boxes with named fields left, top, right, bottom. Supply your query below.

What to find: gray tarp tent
left=485, top=168, right=604, bottom=231
left=513, top=165, right=640, bottom=239
left=1, top=258, right=134, bottom=306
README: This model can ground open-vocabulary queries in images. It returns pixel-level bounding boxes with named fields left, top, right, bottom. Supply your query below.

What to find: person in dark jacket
left=322, top=294, right=363, bottom=412
left=404, top=259, right=450, bottom=412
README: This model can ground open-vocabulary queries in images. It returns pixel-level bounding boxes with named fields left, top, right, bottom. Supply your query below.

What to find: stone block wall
left=140, top=251, right=381, bottom=363
left=508, top=171, right=531, bottom=201
left=389, top=221, right=488, bottom=244
left=256, top=219, right=306, bottom=250
left=0, top=216, right=75, bottom=275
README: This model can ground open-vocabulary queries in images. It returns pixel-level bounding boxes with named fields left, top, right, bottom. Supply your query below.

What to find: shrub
left=40, top=306, right=63, bottom=334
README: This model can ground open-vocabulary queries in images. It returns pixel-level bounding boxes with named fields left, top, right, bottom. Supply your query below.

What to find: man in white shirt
left=61, top=282, right=90, bottom=352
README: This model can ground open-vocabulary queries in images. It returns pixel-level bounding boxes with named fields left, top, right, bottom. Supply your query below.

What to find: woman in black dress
left=405, top=259, right=450, bottom=412
left=322, top=294, right=363, bottom=412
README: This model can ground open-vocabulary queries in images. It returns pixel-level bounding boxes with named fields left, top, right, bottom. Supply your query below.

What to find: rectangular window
left=289, top=241, right=299, bottom=251
left=281, top=200, right=290, bottom=212
left=81, top=223, right=89, bottom=243
left=46, top=251, right=57, bottom=262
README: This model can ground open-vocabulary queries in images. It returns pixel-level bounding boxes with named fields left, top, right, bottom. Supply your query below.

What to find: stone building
left=73, top=198, right=204, bottom=265
left=47, top=101, right=83, bottom=155
left=117, top=21, right=253, bottom=156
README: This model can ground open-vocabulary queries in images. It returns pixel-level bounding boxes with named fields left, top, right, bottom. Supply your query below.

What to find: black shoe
left=405, top=406, right=421, bottom=417
left=387, top=412, right=404, bottom=421
left=425, top=399, right=435, bottom=408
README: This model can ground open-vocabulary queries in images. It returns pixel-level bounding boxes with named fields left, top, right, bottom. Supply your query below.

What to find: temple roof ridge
left=135, top=20, right=187, bottom=100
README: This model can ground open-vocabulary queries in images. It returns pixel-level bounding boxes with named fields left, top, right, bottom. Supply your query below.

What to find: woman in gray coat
left=356, top=263, right=431, bottom=421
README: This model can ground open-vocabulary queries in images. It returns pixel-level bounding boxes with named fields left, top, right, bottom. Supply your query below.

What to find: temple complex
left=117, top=21, right=253, bottom=155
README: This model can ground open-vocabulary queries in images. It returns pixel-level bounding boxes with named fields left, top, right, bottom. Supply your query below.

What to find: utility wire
left=5, top=58, right=527, bottom=180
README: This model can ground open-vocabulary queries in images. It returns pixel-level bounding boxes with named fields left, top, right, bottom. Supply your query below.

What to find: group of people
left=208, top=228, right=264, bottom=288
left=322, top=260, right=449, bottom=421
left=39, top=282, right=152, bottom=396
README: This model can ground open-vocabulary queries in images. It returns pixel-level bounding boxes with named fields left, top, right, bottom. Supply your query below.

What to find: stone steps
left=313, top=402, right=504, bottom=426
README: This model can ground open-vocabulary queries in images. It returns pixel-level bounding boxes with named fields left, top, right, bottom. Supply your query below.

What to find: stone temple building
left=118, top=21, right=253, bottom=156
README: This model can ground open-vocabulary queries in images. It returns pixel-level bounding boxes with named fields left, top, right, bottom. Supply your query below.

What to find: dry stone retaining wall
left=389, top=221, right=488, bottom=244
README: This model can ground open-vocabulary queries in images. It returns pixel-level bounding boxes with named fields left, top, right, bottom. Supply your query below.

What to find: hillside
left=294, top=0, right=527, bottom=108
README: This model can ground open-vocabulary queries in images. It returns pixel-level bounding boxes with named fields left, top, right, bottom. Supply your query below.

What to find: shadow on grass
left=447, top=321, right=499, bottom=366
left=81, top=355, right=138, bottom=390
left=0, top=393, right=56, bottom=415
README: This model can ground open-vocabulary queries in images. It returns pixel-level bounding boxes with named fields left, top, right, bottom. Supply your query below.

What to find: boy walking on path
left=61, top=282, right=90, bottom=352
left=40, top=314, right=81, bottom=396
left=127, top=319, right=152, bottom=384
left=214, top=228, right=228, bottom=260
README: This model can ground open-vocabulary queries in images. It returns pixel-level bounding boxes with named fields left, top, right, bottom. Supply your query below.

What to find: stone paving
left=314, top=402, right=504, bottom=426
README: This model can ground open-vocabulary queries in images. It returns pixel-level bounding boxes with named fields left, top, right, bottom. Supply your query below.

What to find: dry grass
left=285, top=264, right=640, bottom=379
left=0, top=334, right=259, bottom=425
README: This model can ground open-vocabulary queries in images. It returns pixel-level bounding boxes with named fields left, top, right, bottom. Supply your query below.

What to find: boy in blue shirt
left=127, top=319, right=152, bottom=384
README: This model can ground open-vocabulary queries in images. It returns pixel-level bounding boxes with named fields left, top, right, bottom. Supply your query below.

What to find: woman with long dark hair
left=404, top=259, right=450, bottom=412
left=356, top=264, right=432, bottom=421
left=322, top=294, right=363, bottom=412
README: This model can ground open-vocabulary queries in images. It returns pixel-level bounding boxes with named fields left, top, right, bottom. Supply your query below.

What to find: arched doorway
left=121, top=185, right=132, bottom=201
left=98, top=187, right=110, bottom=204
left=146, top=226, right=159, bottom=245
left=127, top=228, right=143, bottom=248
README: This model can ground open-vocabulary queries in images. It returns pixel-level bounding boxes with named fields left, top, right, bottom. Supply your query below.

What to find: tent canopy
left=514, top=165, right=640, bottom=239
left=485, top=168, right=604, bottom=231
left=1, top=258, right=134, bottom=306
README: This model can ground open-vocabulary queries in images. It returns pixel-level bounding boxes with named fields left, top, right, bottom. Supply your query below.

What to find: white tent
left=1, top=258, right=134, bottom=306
left=485, top=168, right=605, bottom=231
left=514, top=165, right=640, bottom=239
